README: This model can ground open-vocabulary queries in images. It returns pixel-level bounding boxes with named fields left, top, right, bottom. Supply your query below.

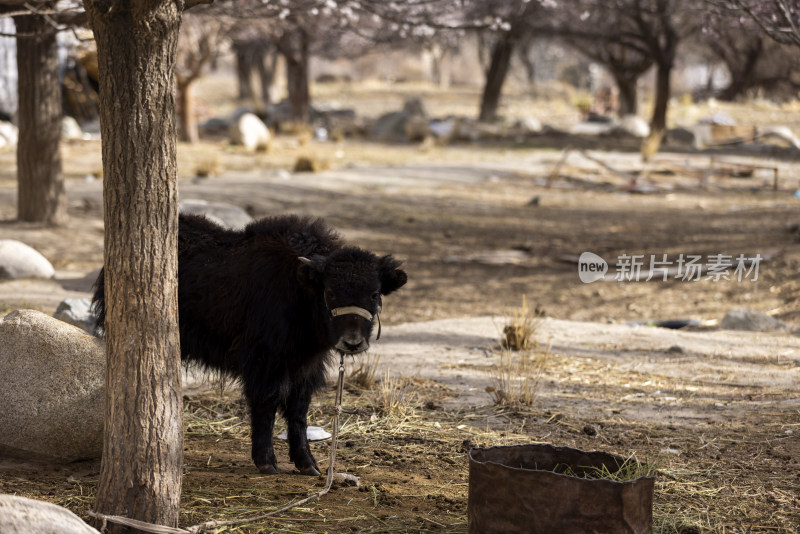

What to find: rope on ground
left=89, top=356, right=347, bottom=534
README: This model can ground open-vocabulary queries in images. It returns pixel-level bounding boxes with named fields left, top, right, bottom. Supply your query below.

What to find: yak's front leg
left=283, top=384, right=320, bottom=476
left=248, top=395, right=280, bottom=474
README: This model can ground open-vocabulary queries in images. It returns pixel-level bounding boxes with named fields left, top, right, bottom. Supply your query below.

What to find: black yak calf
left=93, top=214, right=407, bottom=475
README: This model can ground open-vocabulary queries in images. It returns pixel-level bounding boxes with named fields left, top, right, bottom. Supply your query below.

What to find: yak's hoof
left=298, top=465, right=321, bottom=476
left=257, top=463, right=279, bottom=474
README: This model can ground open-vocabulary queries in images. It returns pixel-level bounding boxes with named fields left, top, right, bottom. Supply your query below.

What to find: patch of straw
left=552, top=454, right=658, bottom=481
left=485, top=341, right=551, bottom=407
left=345, top=352, right=381, bottom=391
left=377, top=371, right=413, bottom=418
left=500, top=295, right=542, bottom=351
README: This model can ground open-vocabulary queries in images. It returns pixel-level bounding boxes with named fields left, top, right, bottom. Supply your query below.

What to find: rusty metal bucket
left=468, top=444, right=655, bottom=534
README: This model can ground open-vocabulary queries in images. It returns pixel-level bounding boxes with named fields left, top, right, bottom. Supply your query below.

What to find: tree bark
left=178, top=79, right=198, bottom=143
left=642, top=60, right=671, bottom=161
left=281, top=29, right=311, bottom=123
left=14, top=11, right=67, bottom=226
left=719, top=43, right=762, bottom=101
left=612, top=71, right=638, bottom=116
left=258, top=46, right=278, bottom=109
left=83, top=0, right=183, bottom=531
left=478, top=34, right=514, bottom=123
left=234, top=40, right=256, bottom=101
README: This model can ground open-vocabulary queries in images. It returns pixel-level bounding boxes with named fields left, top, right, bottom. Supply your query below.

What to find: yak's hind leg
left=283, top=380, right=321, bottom=476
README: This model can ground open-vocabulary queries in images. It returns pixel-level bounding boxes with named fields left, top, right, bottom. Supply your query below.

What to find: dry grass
left=485, top=345, right=551, bottom=407
left=486, top=296, right=551, bottom=407
left=376, top=372, right=414, bottom=419
left=3, top=383, right=798, bottom=533
left=553, top=453, right=659, bottom=481
left=193, top=154, right=221, bottom=178
left=345, top=351, right=381, bottom=391
left=500, top=295, right=542, bottom=351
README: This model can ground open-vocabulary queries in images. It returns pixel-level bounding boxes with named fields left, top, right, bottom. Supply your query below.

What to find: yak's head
left=299, top=248, right=407, bottom=354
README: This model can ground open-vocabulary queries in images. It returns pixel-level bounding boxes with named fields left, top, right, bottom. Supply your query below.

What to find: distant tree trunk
left=84, top=0, right=183, bottom=531
left=642, top=59, right=672, bottom=161
left=259, top=46, right=278, bottom=109
left=517, top=43, right=536, bottom=86
left=234, top=40, right=256, bottom=101
left=177, top=79, right=198, bottom=143
left=479, top=33, right=515, bottom=123
left=612, top=71, right=638, bottom=116
left=281, top=28, right=311, bottom=123
left=14, top=12, right=67, bottom=226
left=719, top=43, right=762, bottom=101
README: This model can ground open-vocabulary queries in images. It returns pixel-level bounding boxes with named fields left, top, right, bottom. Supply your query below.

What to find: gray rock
left=0, top=120, right=18, bottom=148
left=229, top=112, right=271, bottom=151
left=179, top=199, right=254, bottom=230
left=0, top=310, right=105, bottom=462
left=516, top=116, right=543, bottom=134
left=0, top=240, right=55, bottom=279
left=719, top=309, right=788, bottom=332
left=369, top=97, right=428, bottom=142
left=61, top=116, right=83, bottom=141
left=0, top=495, right=100, bottom=534
left=666, top=127, right=696, bottom=146
left=616, top=115, right=649, bottom=138
left=53, top=298, right=96, bottom=334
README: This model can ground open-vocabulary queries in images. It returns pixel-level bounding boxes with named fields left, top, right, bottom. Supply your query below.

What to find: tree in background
left=725, top=0, right=800, bottom=46
left=2, top=0, right=83, bottom=225
left=13, top=3, right=66, bottom=225
left=546, top=0, right=701, bottom=159
left=177, top=10, right=225, bottom=143
left=700, top=8, right=800, bottom=101
left=467, top=1, right=545, bottom=123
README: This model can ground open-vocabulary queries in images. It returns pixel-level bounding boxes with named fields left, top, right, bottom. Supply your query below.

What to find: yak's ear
left=378, top=255, right=407, bottom=295
left=298, top=255, right=326, bottom=287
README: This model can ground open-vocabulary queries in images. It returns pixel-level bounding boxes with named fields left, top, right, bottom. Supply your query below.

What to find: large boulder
left=616, top=115, right=650, bottom=138
left=370, top=97, right=428, bottom=142
left=0, top=120, right=18, bottom=148
left=0, top=240, right=55, bottom=279
left=0, top=310, right=105, bottom=462
left=719, top=309, right=789, bottom=332
left=53, top=298, right=96, bottom=334
left=179, top=199, right=254, bottom=230
left=229, top=112, right=271, bottom=151
left=0, top=495, right=100, bottom=534
left=61, top=116, right=83, bottom=141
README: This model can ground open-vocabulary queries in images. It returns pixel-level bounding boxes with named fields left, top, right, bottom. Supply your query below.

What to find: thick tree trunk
left=14, top=12, right=66, bottom=226
left=612, top=72, right=638, bottom=116
left=478, top=34, right=514, bottom=123
left=642, top=60, right=671, bottom=161
left=234, top=41, right=256, bottom=101
left=719, top=45, right=762, bottom=101
left=83, top=0, right=183, bottom=531
left=178, top=80, right=198, bottom=143
left=517, top=44, right=536, bottom=86
left=282, top=29, right=311, bottom=123
left=259, top=47, right=278, bottom=109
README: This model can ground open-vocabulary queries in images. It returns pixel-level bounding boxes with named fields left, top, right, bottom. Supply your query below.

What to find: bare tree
left=82, top=0, right=209, bottom=529
left=176, top=12, right=225, bottom=143
left=0, top=0, right=82, bottom=225
left=469, top=1, right=544, bottom=123
left=725, top=0, right=800, bottom=47
left=13, top=4, right=66, bottom=225
left=546, top=0, right=702, bottom=159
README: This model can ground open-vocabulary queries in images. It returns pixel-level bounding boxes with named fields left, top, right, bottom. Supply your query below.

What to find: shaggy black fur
left=92, top=213, right=407, bottom=475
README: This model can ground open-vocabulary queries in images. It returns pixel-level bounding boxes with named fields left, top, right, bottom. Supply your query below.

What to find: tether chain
left=89, top=355, right=347, bottom=534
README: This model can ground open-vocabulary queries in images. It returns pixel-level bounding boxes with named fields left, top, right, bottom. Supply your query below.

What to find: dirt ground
left=0, top=83, right=799, bottom=533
